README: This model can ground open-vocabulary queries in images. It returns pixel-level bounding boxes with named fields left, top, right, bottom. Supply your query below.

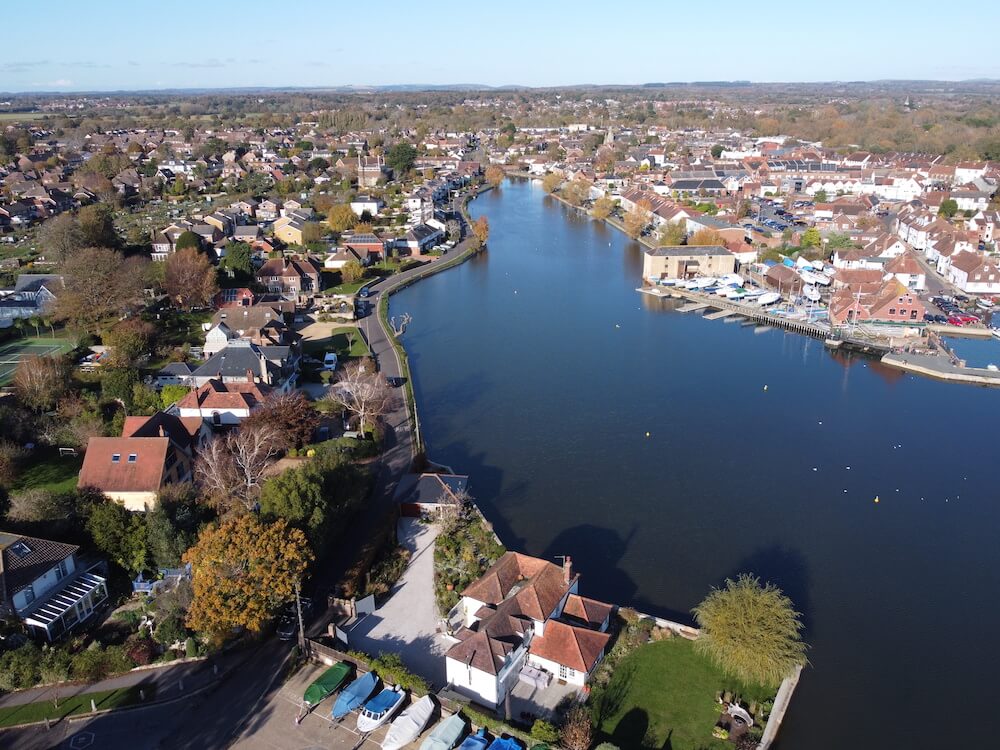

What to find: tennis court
left=0, top=337, right=75, bottom=385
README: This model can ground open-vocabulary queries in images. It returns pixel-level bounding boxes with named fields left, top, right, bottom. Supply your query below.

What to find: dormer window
left=112, top=454, right=121, bottom=463
left=128, top=454, right=138, bottom=463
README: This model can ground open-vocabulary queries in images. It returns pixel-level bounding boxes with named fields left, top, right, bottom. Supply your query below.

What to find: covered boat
left=486, top=737, right=523, bottom=750
left=332, top=671, right=378, bottom=720
left=457, top=728, right=490, bottom=750
left=357, top=686, right=406, bottom=733
left=419, top=712, right=468, bottom=750
left=383, top=695, right=436, bottom=750
left=304, top=662, right=352, bottom=708
left=758, top=292, right=781, bottom=306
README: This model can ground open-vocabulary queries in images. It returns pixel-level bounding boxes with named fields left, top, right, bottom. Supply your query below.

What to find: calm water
left=391, top=179, right=1000, bottom=750
left=944, top=335, right=1000, bottom=368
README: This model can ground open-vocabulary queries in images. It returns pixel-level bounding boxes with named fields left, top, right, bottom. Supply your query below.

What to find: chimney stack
left=246, top=368, right=254, bottom=384
left=563, top=556, right=572, bottom=585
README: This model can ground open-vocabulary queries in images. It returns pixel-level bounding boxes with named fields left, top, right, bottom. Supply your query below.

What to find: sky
left=2, top=0, right=999, bottom=93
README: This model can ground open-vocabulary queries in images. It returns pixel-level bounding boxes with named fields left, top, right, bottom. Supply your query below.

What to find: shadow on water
left=542, top=524, right=639, bottom=605
left=727, top=544, right=813, bottom=636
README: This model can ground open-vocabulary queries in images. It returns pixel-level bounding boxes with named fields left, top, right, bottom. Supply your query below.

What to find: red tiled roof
left=529, top=620, right=610, bottom=673
left=77, top=437, right=170, bottom=493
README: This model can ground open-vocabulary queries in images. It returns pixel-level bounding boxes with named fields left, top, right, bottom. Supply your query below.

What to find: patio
left=507, top=674, right=582, bottom=723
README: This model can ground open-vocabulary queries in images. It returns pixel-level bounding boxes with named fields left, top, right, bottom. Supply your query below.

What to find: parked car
left=276, top=616, right=296, bottom=640
left=323, top=352, right=338, bottom=371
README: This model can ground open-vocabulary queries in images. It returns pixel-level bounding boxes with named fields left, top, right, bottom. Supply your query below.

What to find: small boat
left=758, top=292, right=781, bottom=306
left=992, top=328, right=1000, bottom=340
left=457, top=728, right=490, bottom=750
left=803, top=286, right=822, bottom=303
left=742, top=289, right=764, bottom=300
left=721, top=273, right=745, bottom=287
left=419, top=712, right=467, bottom=750
left=486, top=737, right=523, bottom=750
left=383, top=695, right=436, bottom=750
left=977, top=298, right=995, bottom=310
left=728, top=289, right=748, bottom=300
left=357, top=686, right=406, bottom=733
left=303, top=662, right=352, bottom=709
left=332, top=671, right=378, bottom=720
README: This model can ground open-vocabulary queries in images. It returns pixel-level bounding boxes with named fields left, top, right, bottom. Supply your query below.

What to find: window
left=127, top=454, right=137, bottom=463
left=10, top=540, right=31, bottom=558
left=112, top=454, right=121, bottom=463
left=888, top=308, right=896, bottom=315
left=23, top=585, right=34, bottom=605
left=56, top=559, right=68, bottom=580
left=559, top=664, right=569, bottom=679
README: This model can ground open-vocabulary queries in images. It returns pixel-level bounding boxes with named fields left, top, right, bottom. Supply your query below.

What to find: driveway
left=346, top=518, right=448, bottom=688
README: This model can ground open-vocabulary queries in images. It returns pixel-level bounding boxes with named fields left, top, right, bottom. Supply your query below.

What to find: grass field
left=0, top=112, right=47, bottom=122
left=12, top=450, right=84, bottom=494
left=303, top=327, right=370, bottom=359
left=0, top=685, right=150, bottom=728
left=596, top=639, right=773, bottom=750
left=0, top=336, right=75, bottom=385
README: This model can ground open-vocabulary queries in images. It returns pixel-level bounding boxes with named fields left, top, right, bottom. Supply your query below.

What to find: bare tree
left=195, top=422, right=280, bottom=514
left=13, top=354, right=71, bottom=411
left=326, top=360, right=394, bottom=435
left=6, top=488, right=74, bottom=522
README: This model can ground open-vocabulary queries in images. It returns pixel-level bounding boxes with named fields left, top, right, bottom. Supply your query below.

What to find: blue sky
left=2, top=0, right=998, bottom=92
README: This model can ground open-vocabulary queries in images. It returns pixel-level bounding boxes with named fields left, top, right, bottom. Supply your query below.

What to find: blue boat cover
left=458, top=729, right=489, bottom=750
left=332, top=671, right=378, bottom=719
left=486, top=737, right=523, bottom=750
left=365, top=688, right=400, bottom=714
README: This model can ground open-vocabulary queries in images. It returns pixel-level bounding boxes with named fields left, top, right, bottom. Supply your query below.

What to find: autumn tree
left=164, top=248, right=218, bottom=310
left=623, top=199, right=652, bottom=239
left=658, top=220, right=687, bottom=246
left=55, top=247, right=146, bottom=334
left=801, top=227, right=822, bottom=248
left=485, top=165, right=505, bottom=188
left=241, top=391, right=319, bottom=451
left=341, top=259, right=365, bottom=284
left=692, top=573, right=807, bottom=687
left=327, top=204, right=358, bottom=233
left=326, top=359, right=394, bottom=435
left=13, top=354, right=71, bottom=411
left=688, top=228, right=726, bottom=246
left=195, top=422, right=280, bottom=514
left=104, top=318, right=156, bottom=368
left=38, top=213, right=85, bottom=263
left=562, top=178, right=592, bottom=207
left=542, top=172, right=562, bottom=194
left=183, top=515, right=312, bottom=642
left=77, top=203, right=120, bottom=248
left=560, top=706, right=594, bottom=750
left=590, top=196, right=615, bottom=221
left=471, top=216, right=490, bottom=247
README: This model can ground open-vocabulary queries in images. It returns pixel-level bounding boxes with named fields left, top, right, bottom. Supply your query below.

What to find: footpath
left=0, top=645, right=251, bottom=728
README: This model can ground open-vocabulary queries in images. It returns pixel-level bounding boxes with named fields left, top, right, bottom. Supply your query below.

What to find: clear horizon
left=2, top=0, right=998, bottom=93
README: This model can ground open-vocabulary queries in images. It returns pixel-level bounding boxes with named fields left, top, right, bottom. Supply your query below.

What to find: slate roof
left=0, top=532, right=78, bottom=601
left=644, top=245, right=733, bottom=258
left=393, top=473, right=469, bottom=506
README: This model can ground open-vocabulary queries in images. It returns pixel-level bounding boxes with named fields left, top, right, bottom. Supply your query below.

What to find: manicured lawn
left=12, top=451, right=83, bottom=494
left=303, top=327, right=370, bottom=359
left=326, top=278, right=369, bottom=296
left=595, top=639, right=772, bottom=750
left=0, top=685, right=150, bottom=728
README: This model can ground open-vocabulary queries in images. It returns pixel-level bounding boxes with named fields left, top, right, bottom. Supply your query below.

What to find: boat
left=803, top=286, right=822, bottom=303
left=331, top=671, right=378, bottom=720
left=357, top=686, right=406, bottom=733
left=728, top=289, right=748, bottom=300
left=418, top=712, right=468, bottom=750
left=383, top=695, right=436, bottom=750
left=721, top=273, right=745, bottom=287
left=758, top=292, right=781, bottom=306
left=457, top=728, right=490, bottom=750
left=977, top=298, right=995, bottom=310
left=742, top=289, right=764, bottom=300
left=304, top=662, right=352, bottom=708
left=486, top=737, right=523, bottom=750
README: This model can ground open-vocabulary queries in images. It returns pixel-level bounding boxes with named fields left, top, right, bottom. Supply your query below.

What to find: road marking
left=67, top=730, right=96, bottom=749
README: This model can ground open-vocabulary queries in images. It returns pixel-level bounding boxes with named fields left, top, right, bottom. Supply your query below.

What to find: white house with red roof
left=444, top=553, right=612, bottom=707
left=175, top=377, right=270, bottom=426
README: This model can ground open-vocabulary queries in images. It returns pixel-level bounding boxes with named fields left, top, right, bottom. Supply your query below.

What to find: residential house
left=883, top=252, right=926, bottom=291
left=350, top=195, right=385, bottom=217
left=175, top=377, right=270, bottom=426
left=77, top=411, right=202, bottom=511
left=212, top=287, right=256, bottom=309
left=828, top=279, right=926, bottom=326
left=0, top=274, right=63, bottom=326
left=401, top=223, right=444, bottom=253
left=395, top=473, right=470, bottom=516
left=255, top=256, right=323, bottom=297
left=0, top=532, right=108, bottom=642
left=181, top=339, right=297, bottom=390
left=444, top=553, right=612, bottom=707
left=946, top=252, right=1000, bottom=294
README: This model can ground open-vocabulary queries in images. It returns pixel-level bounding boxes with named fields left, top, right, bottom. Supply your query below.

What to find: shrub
left=0, top=642, right=42, bottom=691
left=366, top=543, right=411, bottom=598
left=348, top=651, right=429, bottom=695
left=560, top=705, right=593, bottom=750
left=185, top=637, right=197, bottom=658
left=530, top=719, right=559, bottom=744
left=71, top=644, right=134, bottom=682
left=595, top=744, right=621, bottom=750
left=125, top=636, right=158, bottom=666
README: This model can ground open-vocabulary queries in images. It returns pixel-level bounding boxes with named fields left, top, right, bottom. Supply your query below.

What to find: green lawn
left=325, top=278, right=370, bottom=296
left=11, top=451, right=83, bottom=494
left=302, top=327, right=370, bottom=359
left=595, top=639, right=772, bottom=750
left=0, top=685, right=151, bottom=728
